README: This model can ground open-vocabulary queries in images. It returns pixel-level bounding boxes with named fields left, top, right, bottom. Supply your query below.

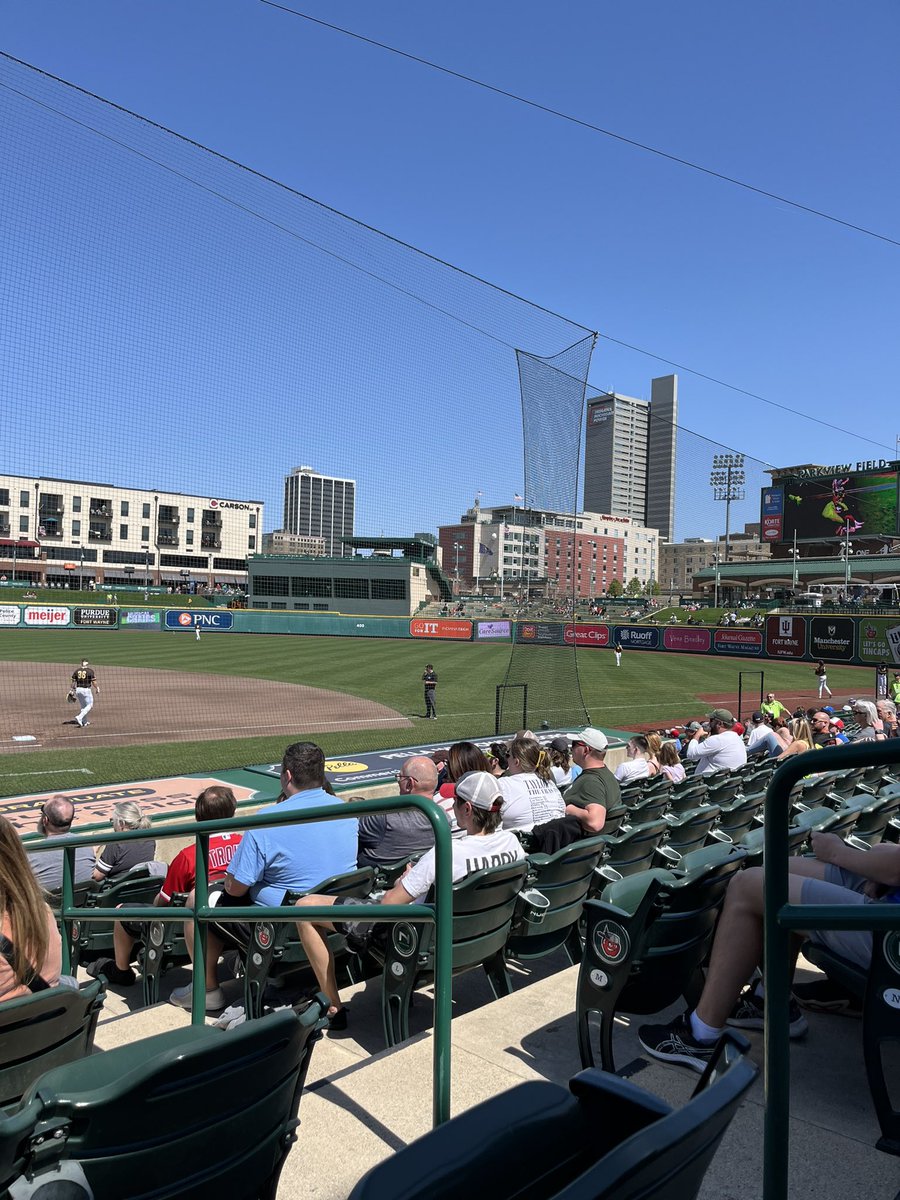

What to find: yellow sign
left=325, top=759, right=369, bottom=774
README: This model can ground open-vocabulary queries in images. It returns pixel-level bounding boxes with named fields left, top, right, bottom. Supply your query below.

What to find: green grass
left=0, top=628, right=876, bottom=797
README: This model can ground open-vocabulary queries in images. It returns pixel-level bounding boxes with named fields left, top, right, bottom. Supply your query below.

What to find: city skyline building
left=583, top=374, right=677, bottom=542
left=282, top=465, right=355, bottom=557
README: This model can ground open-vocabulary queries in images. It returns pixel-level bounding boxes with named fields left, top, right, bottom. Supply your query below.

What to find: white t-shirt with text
left=400, top=829, right=526, bottom=902
left=498, top=773, right=566, bottom=831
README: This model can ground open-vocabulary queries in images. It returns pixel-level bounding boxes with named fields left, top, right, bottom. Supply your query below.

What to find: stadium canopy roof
left=343, top=535, right=437, bottom=563
left=694, top=554, right=900, bottom=587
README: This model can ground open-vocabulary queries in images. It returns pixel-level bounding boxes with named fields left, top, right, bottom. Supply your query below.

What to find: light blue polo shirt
left=227, top=788, right=358, bottom=907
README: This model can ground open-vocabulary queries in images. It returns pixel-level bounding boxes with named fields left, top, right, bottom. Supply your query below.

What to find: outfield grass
left=0, top=628, right=877, bottom=797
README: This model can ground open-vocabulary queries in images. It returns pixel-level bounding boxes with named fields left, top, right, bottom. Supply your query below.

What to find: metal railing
left=27, top=793, right=454, bottom=1127
left=762, top=740, right=900, bottom=1198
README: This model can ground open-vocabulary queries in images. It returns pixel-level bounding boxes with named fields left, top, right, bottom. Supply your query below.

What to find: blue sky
left=2, top=1, right=899, bottom=542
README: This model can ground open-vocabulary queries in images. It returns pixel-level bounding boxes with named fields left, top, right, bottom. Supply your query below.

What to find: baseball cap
left=708, top=708, right=735, bottom=724
left=830, top=717, right=845, bottom=730
left=751, top=710, right=763, bottom=722
left=549, top=736, right=570, bottom=754
left=567, top=727, right=609, bottom=753
left=822, top=705, right=834, bottom=714
left=454, top=771, right=502, bottom=811
left=687, top=721, right=703, bottom=732
left=732, top=721, right=745, bottom=736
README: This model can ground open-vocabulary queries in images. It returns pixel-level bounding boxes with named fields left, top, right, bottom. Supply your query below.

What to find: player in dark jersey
left=70, top=659, right=99, bottom=727
left=422, top=664, right=438, bottom=719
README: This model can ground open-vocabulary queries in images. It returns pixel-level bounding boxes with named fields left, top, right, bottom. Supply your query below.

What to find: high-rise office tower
left=583, top=374, right=677, bottom=541
left=283, top=466, right=355, bottom=557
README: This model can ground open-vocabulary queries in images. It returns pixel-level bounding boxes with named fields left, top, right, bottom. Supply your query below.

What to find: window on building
left=313, top=603, right=329, bottom=611
left=371, top=579, right=407, bottom=600
left=270, top=602, right=287, bottom=610
left=334, top=578, right=369, bottom=599
left=186, top=508, right=195, bottom=523
left=248, top=535, right=256, bottom=550
left=293, top=603, right=309, bottom=610
left=142, top=503, right=151, bottom=519
left=119, top=525, right=128, bottom=540
left=72, top=520, right=80, bottom=537
left=120, top=501, right=129, bottom=517
left=141, top=526, right=150, bottom=542
left=20, top=491, right=29, bottom=507
left=255, top=576, right=290, bottom=596
left=249, top=513, right=257, bottom=529
left=186, top=529, right=194, bottom=545
left=72, top=495, right=81, bottom=513
left=19, top=515, right=28, bottom=533
left=291, top=577, right=332, bottom=598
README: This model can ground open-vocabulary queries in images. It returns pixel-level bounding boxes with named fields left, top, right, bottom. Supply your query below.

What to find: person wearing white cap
left=293, top=770, right=525, bottom=1023
left=563, top=728, right=620, bottom=835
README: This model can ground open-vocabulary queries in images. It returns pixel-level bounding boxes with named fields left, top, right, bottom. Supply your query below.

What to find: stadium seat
left=738, top=823, right=808, bottom=868
left=624, top=791, right=671, bottom=823
left=826, top=768, right=867, bottom=805
left=70, top=865, right=165, bottom=970
left=667, top=781, right=709, bottom=816
left=504, top=835, right=607, bottom=967
left=0, top=980, right=105, bottom=1108
left=241, top=867, right=376, bottom=1018
left=369, top=860, right=527, bottom=1047
left=141, top=892, right=190, bottom=1006
left=712, top=791, right=767, bottom=843
left=657, top=805, right=723, bottom=863
left=593, top=819, right=670, bottom=884
left=804, top=934, right=900, bottom=1155
left=703, top=775, right=743, bottom=808
left=348, top=1031, right=757, bottom=1200
left=576, top=843, right=747, bottom=1072
left=4, top=1000, right=328, bottom=1198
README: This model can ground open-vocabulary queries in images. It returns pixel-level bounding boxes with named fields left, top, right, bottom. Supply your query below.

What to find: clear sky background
left=2, top=1, right=899, bottom=543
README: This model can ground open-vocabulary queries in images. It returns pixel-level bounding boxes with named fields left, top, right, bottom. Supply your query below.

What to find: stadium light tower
left=709, top=453, right=745, bottom=563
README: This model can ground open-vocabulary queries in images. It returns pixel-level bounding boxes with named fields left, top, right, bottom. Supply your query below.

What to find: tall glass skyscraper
left=283, top=466, right=355, bottom=557
left=583, top=374, right=677, bottom=542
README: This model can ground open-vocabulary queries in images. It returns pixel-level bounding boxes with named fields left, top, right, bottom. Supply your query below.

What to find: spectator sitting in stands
left=876, top=698, right=898, bottom=738
left=615, top=736, right=658, bottom=785
left=497, top=737, right=565, bottom=832
left=92, top=800, right=160, bottom=883
left=851, top=700, right=881, bottom=741
left=639, top=831, right=900, bottom=1072
left=170, top=743, right=358, bottom=1012
left=27, top=796, right=95, bottom=891
left=434, top=742, right=493, bottom=837
left=356, top=757, right=443, bottom=869
left=774, top=718, right=815, bottom=760
left=658, top=740, right=685, bottom=784
left=87, top=786, right=242, bottom=989
left=546, top=736, right=575, bottom=789
left=294, top=770, right=526, bottom=1026
left=0, top=816, right=63, bottom=1001
left=684, top=710, right=748, bottom=776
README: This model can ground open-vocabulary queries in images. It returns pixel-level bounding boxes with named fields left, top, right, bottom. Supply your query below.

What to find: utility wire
left=261, top=2, right=900, bottom=252
left=0, top=54, right=892, bottom=458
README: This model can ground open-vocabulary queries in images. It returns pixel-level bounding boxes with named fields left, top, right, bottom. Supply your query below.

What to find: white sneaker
left=169, top=983, right=226, bottom=1011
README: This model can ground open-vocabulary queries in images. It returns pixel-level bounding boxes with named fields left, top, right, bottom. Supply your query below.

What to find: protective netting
left=496, top=340, right=595, bottom=733
left=0, top=53, right=597, bottom=790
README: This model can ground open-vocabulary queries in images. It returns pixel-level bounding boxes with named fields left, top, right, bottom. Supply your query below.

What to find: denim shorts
left=801, top=864, right=871, bottom=969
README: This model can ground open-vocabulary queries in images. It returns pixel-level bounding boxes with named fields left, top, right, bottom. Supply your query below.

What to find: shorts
left=207, top=886, right=272, bottom=950
left=332, top=893, right=389, bottom=953
left=801, top=865, right=872, bottom=969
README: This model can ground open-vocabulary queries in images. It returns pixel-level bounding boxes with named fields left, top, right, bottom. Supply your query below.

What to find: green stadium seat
left=738, top=823, right=808, bottom=867
left=140, top=892, right=190, bottom=1006
left=241, top=867, right=375, bottom=1018
left=826, top=767, right=867, bottom=805
left=804, top=934, right=900, bottom=1155
left=712, top=791, right=767, bottom=843
left=504, top=835, right=607, bottom=967
left=703, top=775, right=743, bottom=808
left=0, top=980, right=105, bottom=1108
left=624, top=791, right=671, bottom=823
left=658, top=805, right=723, bottom=863
left=4, top=1000, right=327, bottom=1198
left=593, top=819, right=669, bottom=885
left=667, top=781, right=710, bottom=816
left=369, top=860, right=527, bottom=1047
left=70, top=865, right=164, bottom=970
left=576, top=843, right=747, bottom=1072
left=348, top=1032, right=757, bottom=1200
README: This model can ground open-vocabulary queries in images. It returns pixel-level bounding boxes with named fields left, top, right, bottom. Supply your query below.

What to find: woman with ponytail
left=92, top=800, right=158, bottom=881
left=498, top=736, right=566, bottom=831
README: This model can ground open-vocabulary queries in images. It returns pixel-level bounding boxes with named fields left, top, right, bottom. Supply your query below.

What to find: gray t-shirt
left=357, top=807, right=439, bottom=867
left=28, top=839, right=95, bottom=891
left=94, top=838, right=157, bottom=880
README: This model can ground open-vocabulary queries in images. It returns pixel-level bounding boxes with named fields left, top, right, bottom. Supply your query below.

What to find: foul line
left=0, top=768, right=94, bottom=778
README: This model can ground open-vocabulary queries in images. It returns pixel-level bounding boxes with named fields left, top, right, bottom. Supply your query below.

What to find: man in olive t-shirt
left=564, top=728, right=621, bottom=835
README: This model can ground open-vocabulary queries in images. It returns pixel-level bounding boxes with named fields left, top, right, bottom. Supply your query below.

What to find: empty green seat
left=4, top=1001, right=327, bottom=1198
left=505, top=835, right=607, bottom=965
left=348, top=1032, right=757, bottom=1200
left=577, top=843, right=747, bottom=1072
left=658, top=805, right=723, bottom=862
left=0, top=980, right=105, bottom=1108
left=592, top=819, right=669, bottom=886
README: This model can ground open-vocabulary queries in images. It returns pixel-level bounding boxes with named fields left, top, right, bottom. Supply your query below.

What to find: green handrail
left=762, top=741, right=900, bottom=1198
left=27, top=792, right=454, bottom=1127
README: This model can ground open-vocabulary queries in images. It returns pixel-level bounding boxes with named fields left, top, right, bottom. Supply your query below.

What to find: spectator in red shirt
left=86, top=786, right=241, bottom=987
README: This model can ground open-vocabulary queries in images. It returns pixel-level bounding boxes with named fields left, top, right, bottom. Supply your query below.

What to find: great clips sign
left=564, top=623, right=610, bottom=647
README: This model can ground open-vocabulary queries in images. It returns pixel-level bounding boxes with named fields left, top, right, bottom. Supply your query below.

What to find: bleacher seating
left=348, top=1032, right=758, bottom=1200
left=69, top=864, right=165, bottom=970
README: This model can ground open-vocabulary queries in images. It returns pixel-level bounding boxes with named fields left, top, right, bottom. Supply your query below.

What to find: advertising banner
left=74, top=607, right=117, bottom=627
left=164, top=609, right=235, bottom=632
left=0, top=605, right=20, bottom=627
left=760, top=487, right=784, bottom=542
left=119, top=609, right=162, bottom=627
left=886, top=624, right=900, bottom=666
left=564, top=623, right=610, bottom=647
left=23, top=606, right=70, bottom=627
left=663, top=628, right=711, bottom=653
left=713, top=629, right=763, bottom=655
left=809, top=617, right=855, bottom=662
left=409, top=618, right=472, bottom=640
left=515, top=622, right=564, bottom=645
left=475, top=620, right=512, bottom=641
left=765, top=614, right=806, bottom=658
left=858, top=620, right=895, bottom=665
left=615, top=626, right=660, bottom=651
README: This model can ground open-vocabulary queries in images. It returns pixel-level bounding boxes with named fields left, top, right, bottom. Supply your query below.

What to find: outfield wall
left=2, top=602, right=898, bottom=667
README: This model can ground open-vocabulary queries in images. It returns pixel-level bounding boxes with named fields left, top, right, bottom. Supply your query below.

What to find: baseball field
left=0, top=627, right=878, bottom=798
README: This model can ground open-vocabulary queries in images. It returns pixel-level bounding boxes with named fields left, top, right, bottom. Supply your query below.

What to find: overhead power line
left=260, top=1, right=900, bottom=252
